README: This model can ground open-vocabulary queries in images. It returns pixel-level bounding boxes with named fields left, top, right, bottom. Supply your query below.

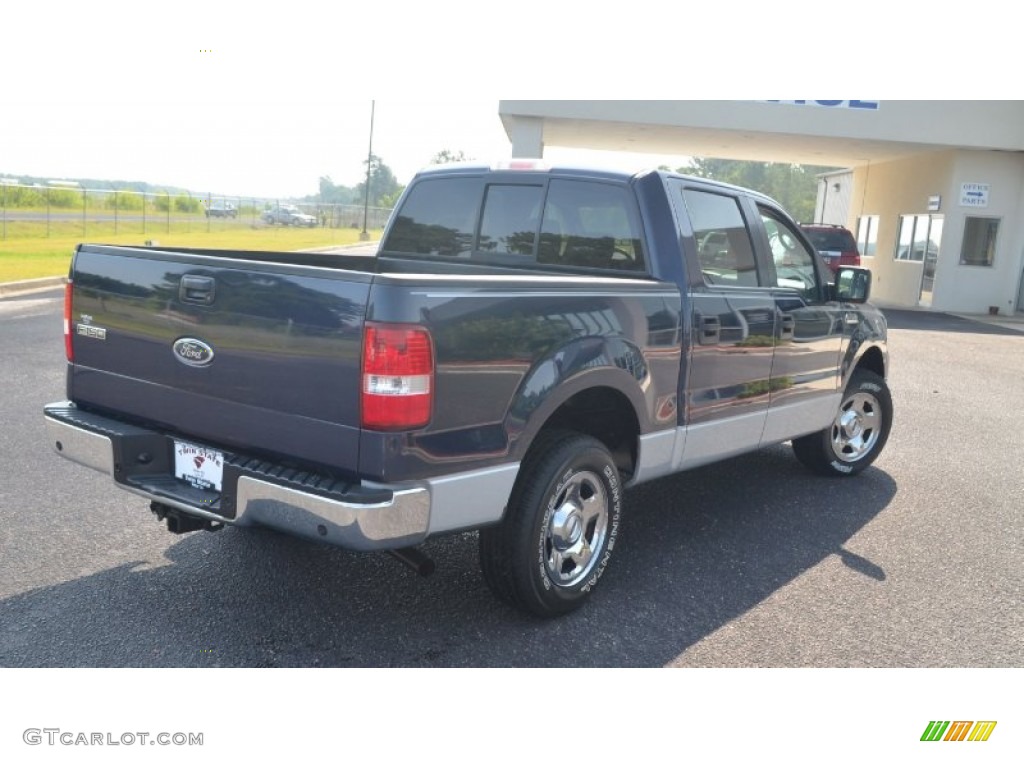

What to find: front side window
left=681, top=189, right=759, bottom=287
left=960, top=217, right=999, bottom=267
left=760, top=208, right=820, bottom=299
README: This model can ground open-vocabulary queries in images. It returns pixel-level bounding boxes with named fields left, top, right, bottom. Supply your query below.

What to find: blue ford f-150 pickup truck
left=44, top=161, right=890, bottom=616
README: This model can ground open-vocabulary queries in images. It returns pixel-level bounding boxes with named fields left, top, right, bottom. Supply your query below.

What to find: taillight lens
left=361, top=324, right=434, bottom=430
left=63, top=280, right=74, bottom=362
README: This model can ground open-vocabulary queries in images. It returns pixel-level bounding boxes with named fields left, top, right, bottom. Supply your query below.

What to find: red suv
left=800, top=224, right=861, bottom=274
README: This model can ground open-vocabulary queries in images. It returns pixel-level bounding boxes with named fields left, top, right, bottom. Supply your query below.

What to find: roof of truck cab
left=413, top=161, right=784, bottom=208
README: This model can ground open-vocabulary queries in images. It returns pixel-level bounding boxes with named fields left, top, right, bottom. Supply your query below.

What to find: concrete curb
left=0, top=275, right=66, bottom=297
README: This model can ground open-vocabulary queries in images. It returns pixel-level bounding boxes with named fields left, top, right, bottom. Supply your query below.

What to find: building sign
left=960, top=183, right=990, bottom=208
left=762, top=100, right=880, bottom=110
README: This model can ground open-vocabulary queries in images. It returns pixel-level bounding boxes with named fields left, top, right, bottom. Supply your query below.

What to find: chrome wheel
left=830, top=391, right=882, bottom=462
left=544, top=470, right=609, bottom=588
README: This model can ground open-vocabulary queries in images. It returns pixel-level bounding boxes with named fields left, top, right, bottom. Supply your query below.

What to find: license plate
left=173, top=440, right=224, bottom=492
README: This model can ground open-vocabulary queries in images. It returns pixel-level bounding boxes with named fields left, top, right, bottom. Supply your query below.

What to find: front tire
left=479, top=431, right=622, bottom=617
left=793, top=369, right=892, bottom=476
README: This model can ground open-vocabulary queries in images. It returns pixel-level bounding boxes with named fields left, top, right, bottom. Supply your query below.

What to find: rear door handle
left=179, top=274, right=216, bottom=305
left=699, top=316, right=721, bottom=345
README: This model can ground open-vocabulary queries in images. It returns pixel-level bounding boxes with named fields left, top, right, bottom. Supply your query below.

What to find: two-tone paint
left=47, top=166, right=888, bottom=549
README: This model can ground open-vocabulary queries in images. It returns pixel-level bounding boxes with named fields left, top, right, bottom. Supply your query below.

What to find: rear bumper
left=43, top=402, right=430, bottom=551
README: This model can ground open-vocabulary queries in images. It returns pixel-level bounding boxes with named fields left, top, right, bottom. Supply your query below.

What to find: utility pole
left=360, top=100, right=375, bottom=241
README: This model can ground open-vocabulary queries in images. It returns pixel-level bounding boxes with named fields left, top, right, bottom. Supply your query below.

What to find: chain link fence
left=0, top=181, right=393, bottom=240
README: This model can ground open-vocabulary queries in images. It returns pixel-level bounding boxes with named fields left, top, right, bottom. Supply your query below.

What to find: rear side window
left=538, top=180, right=645, bottom=271
left=681, top=189, right=759, bottom=287
left=383, top=176, right=645, bottom=272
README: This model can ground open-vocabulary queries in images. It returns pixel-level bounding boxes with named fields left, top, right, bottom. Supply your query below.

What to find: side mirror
left=835, top=267, right=872, bottom=303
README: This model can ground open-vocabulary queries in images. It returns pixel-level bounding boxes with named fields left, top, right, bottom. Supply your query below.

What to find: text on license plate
left=174, top=440, right=224, bottom=492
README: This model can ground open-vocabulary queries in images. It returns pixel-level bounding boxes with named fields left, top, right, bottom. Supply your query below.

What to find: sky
left=0, top=3, right=704, bottom=199
left=3, top=2, right=996, bottom=201
left=0, top=88, right=706, bottom=199
left=0, top=97, right=694, bottom=199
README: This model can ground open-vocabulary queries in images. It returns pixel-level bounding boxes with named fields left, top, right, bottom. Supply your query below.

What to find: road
left=0, top=211, right=253, bottom=224
left=0, top=292, right=1020, bottom=667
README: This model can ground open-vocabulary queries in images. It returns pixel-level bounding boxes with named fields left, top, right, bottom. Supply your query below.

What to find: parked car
left=263, top=204, right=316, bottom=227
left=45, top=162, right=890, bottom=617
left=800, top=224, right=861, bottom=274
left=204, top=203, right=237, bottom=219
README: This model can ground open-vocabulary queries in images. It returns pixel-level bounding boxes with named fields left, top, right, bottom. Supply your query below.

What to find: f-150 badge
left=173, top=337, right=215, bottom=367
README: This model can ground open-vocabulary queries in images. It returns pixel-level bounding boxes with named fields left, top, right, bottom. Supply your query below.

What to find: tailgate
left=68, top=245, right=371, bottom=474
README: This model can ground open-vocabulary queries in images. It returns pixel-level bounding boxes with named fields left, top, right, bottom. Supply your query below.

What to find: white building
left=498, top=100, right=1024, bottom=314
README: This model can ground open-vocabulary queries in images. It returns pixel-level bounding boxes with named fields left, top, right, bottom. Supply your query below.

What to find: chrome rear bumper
left=43, top=402, right=430, bottom=551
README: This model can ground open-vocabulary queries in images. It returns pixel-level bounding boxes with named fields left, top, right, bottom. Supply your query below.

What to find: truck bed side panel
left=358, top=275, right=682, bottom=482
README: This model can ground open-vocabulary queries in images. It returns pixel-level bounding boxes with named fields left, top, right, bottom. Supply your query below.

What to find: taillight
left=63, top=279, right=74, bottom=362
left=842, top=251, right=861, bottom=267
left=361, top=323, right=434, bottom=430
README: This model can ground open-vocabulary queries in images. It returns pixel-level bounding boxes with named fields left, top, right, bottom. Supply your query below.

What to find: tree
left=431, top=149, right=472, bottom=165
left=677, top=158, right=838, bottom=223
left=316, top=175, right=355, bottom=204
left=354, top=154, right=403, bottom=208
left=377, top=189, right=404, bottom=208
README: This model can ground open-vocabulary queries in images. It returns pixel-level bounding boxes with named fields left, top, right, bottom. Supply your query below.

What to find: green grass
left=0, top=226, right=382, bottom=283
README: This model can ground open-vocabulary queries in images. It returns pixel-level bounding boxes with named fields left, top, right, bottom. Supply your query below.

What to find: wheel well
left=536, top=387, right=640, bottom=479
left=856, top=345, right=885, bottom=379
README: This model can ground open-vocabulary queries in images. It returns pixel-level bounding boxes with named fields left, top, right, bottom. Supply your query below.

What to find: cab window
left=680, top=189, right=760, bottom=287
left=759, top=208, right=821, bottom=300
left=538, top=180, right=646, bottom=272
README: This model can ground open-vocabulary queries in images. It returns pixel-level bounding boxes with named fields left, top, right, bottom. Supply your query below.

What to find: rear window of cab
left=383, top=176, right=646, bottom=273
left=802, top=228, right=857, bottom=252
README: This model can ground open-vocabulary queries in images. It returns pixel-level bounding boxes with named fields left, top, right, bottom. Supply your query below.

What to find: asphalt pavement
left=0, top=292, right=1020, bottom=667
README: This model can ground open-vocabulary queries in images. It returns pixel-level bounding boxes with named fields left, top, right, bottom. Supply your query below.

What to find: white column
left=508, top=117, right=545, bottom=158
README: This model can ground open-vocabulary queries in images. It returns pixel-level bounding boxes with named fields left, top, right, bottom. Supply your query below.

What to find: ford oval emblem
left=173, top=337, right=215, bottom=367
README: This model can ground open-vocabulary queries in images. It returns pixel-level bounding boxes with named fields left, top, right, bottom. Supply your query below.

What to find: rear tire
left=793, top=369, right=892, bottom=476
left=479, top=431, right=622, bottom=617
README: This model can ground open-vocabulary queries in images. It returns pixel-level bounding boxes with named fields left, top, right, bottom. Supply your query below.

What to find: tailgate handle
left=180, top=275, right=216, bottom=305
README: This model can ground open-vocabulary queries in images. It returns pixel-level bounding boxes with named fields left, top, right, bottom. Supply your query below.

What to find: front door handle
left=780, top=313, right=796, bottom=340
left=699, top=316, right=721, bottom=345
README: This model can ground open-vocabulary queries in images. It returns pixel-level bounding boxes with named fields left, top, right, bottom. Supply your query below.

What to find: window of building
left=856, top=215, right=879, bottom=257
left=895, top=214, right=942, bottom=263
left=960, top=217, right=999, bottom=267
left=681, top=189, right=759, bottom=287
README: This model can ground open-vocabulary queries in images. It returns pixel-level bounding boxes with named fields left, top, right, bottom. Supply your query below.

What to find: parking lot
left=0, top=290, right=1020, bottom=667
